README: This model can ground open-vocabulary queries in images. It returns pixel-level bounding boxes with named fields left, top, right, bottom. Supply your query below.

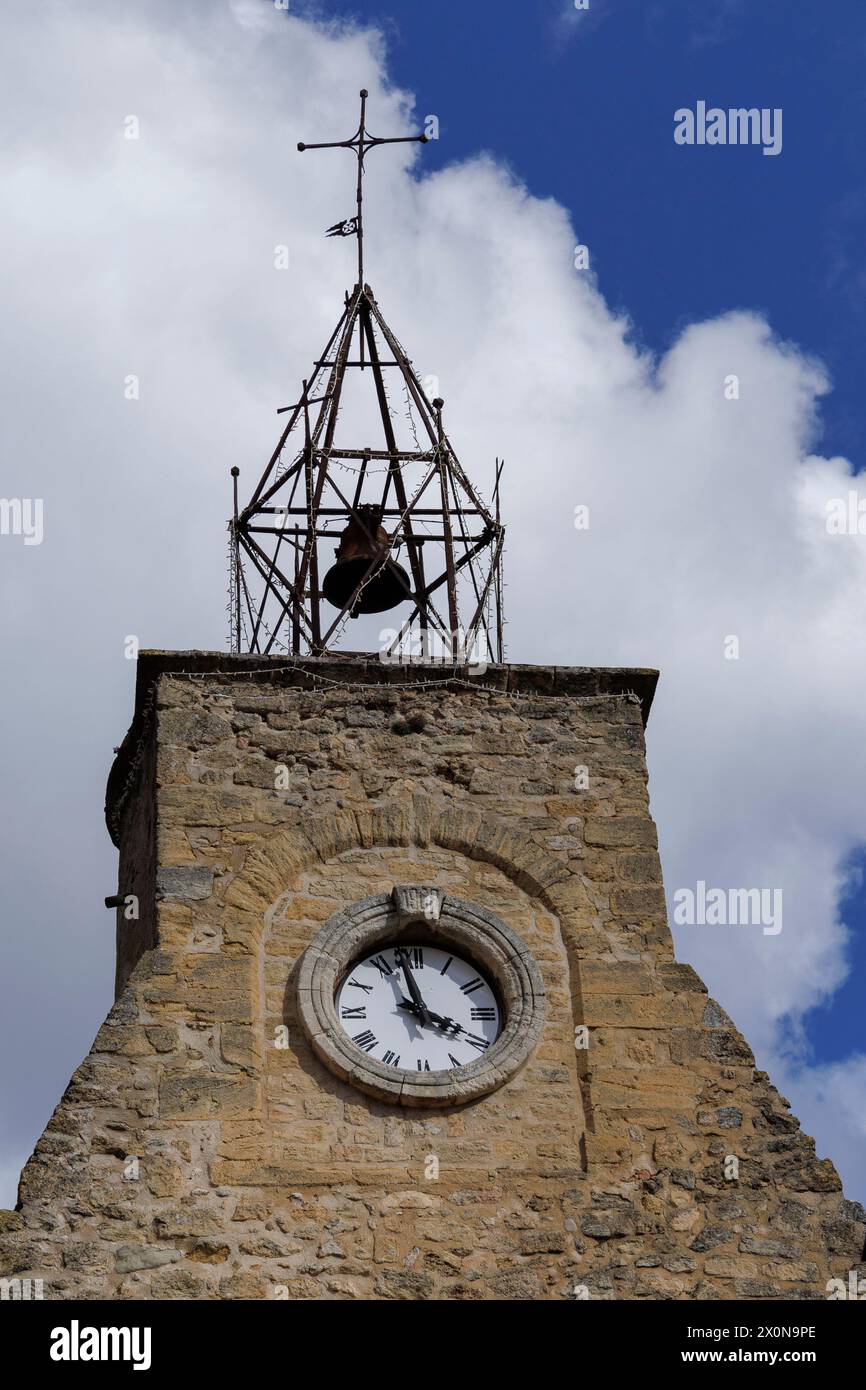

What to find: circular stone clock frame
left=296, top=886, right=546, bottom=1107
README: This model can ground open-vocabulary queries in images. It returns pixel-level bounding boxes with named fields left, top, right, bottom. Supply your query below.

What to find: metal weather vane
left=229, top=89, right=506, bottom=666
left=300, top=87, right=428, bottom=287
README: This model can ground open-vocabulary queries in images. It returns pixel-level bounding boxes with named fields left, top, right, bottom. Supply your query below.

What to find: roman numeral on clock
left=460, top=977, right=484, bottom=995
left=352, top=1030, right=377, bottom=1052
left=341, top=1006, right=366, bottom=1019
left=347, top=978, right=373, bottom=993
left=465, top=1033, right=490, bottom=1051
left=417, top=1059, right=431, bottom=1071
left=410, top=947, right=423, bottom=969
left=448, top=1053, right=461, bottom=1067
left=382, top=1051, right=401, bottom=1067
left=370, top=955, right=393, bottom=977
left=440, top=955, right=453, bottom=976
left=471, top=1007, right=496, bottom=1021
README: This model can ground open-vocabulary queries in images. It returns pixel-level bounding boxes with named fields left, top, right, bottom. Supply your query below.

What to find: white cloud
left=0, top=0, right=864, bottom=1204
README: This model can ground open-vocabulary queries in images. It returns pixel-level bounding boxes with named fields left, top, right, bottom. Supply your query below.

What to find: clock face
left=335, top=943, right=501, bottom=1073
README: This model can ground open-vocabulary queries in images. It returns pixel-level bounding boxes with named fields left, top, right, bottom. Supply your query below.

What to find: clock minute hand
left=429, top=1011, right=464, bottom=1035
left=395, top=950, right=431, bottom=1026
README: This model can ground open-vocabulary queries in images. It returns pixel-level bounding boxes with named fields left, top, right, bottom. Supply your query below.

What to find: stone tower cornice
left=105, top=651, right=659, bottom=848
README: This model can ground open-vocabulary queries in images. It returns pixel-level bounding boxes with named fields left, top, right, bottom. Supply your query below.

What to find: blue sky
left=307, top=0, right=866, bottom=1073
left=789, top=848, right=866, bottom=1065
left=323, top=0, right=866, bottom=461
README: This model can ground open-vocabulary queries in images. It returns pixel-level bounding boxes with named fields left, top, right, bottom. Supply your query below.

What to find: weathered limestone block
left=143, top=954, right=255, bottom=1024
left=159, top=1073, right=261, bottom=1120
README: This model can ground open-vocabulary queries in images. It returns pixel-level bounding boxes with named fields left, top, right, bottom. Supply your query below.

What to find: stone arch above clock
left=217, top=793, right=590, bottom=935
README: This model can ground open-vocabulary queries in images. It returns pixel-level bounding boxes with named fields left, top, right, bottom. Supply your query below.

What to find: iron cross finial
left=297, top=88, right=429, bottom=286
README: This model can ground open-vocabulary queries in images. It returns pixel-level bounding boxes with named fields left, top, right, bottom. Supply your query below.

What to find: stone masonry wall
left=1, top=659, right=863, bottom=1300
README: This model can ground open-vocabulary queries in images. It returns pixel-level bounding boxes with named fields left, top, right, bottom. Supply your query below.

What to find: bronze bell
left=322, top=505, right=412, bottom=615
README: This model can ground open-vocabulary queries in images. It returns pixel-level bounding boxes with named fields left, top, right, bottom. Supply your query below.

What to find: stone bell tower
left=2, top=94, right=862, bottom=1301
left=3, top=651, right=863, bottom=1300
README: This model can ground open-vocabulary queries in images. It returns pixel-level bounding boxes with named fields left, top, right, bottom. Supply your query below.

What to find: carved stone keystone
left=390, top=884, right=444, bottom=925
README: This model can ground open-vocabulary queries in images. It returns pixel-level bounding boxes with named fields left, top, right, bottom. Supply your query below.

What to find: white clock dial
left=335, top=944, right=501, bottom=1072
